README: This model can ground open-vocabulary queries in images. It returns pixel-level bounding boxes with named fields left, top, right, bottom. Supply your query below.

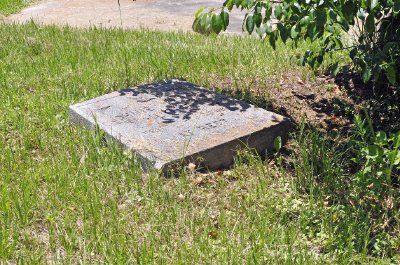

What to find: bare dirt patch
left=211, top=73, right=355, bottom=132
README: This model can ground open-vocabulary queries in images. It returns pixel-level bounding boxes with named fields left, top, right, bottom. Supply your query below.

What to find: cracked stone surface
left=7, top=0, right=245, bottom=33
left=70, top=80, right=291, bottom=172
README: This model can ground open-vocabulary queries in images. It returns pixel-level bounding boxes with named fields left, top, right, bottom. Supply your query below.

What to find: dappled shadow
left=118, top=80, right=251, bottom=124
left=334, top=72, right=400, bottom=132
left=216, top=87, right=297, bottom=125
left=308, top=97, right=355, bottom=131
left=310, top=98, right=355, bottom=119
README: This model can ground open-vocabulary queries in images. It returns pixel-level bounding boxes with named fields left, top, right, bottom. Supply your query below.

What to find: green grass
left=0, top=0, right=33, bottom=16
left=0, top=23, right=398, bottom=263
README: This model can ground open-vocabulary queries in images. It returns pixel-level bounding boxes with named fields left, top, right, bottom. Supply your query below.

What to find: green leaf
left=223, top=0, right=234, bottom=11
left=274, top=5, right=283, bottom=19
left=277, top=23, right=288, bottom=43
left=290, top=25, right=300, bottom=39
left=212, top=14, right=223, bottom=34
left=264, top=21, right=273, bottom=34
left=195, top=7, right=206, bottom=18
left=193, top=15, right=211, bottom=34
left=221, top=10, right=229, bottom=30
left=300, top=16, right=311, bottom=27
left=292, top=2, right=301, bottom=14
left=365, top=14, right=375, bottom=33
left=394, top=151, right=400, bottom=165
left=365, top=145, right=383, bottom=160
left=316, top=54, right=324, bottom=66
left=328, top=9, right=337, bottom=20
left=253, top=12, right=262, bottom=27
left=192, top=17, right=202, bottom=33
left=395, top=0, right=400, bottom=13
left=375, top=131, right=387, bottom=144
left=269, top=31, right=276, bottom=49
left=326, top=25, right=335, bottom=33
left=315, top=8, right=327, bottom=29
left=307, top=23, right=317, bottom=41
left=200, top=13, right=213, bottom=35
left=357, top=8, right=366, bottom=20
left=385, top=65, right=397, bottom=85
left=245, top=15, right=255, bottom=34
left=371, top=0, right=379, bottom=11
left=257, top=21, right=272, bottom=37
left=343, top=2, right=355, bottom=20
left=274, top=136, right=282, bottom=152
left=350, top=47, right=358, bottom=59
left=255, top=3, right=262, bottom=13
left=243, top=0, right=254, bottom=9
left=330, top=62, right=340, bottom=76
left=265, top=6, right=273, bottom=20
left=255, top=27, right=264, bottom=38
left=362, top=66, right=372, bottom=83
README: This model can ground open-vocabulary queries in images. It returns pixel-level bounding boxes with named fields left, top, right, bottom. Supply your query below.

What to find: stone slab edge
left=69, top=90, right=292, bottom=174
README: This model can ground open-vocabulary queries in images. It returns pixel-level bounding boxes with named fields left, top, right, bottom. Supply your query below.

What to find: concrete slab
left=70, top=80, right=291, bottom=173
left=7, top=0, right=245, bottom=33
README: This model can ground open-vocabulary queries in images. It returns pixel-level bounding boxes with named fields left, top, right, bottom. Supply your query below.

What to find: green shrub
left=193, top=0, right=400, bottom=87
left=291, top=119, right=400, bottom=257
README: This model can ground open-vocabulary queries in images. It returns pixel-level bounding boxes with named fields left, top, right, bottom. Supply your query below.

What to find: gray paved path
left=7, top=0, right=245, bottom=33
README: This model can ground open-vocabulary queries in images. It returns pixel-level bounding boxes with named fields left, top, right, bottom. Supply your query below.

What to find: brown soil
left=211, top=73, right=356, bottom=132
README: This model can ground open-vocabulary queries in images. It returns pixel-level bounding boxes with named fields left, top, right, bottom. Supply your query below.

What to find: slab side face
left=69, top=80, right=291, bottom=171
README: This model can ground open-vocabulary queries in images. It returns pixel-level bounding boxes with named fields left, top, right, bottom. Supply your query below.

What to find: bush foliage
left=292, top=118, right=400, bottom=257
left=194, top=1, right=400, bottom=258
left=193, top=0, right=400, bottom=87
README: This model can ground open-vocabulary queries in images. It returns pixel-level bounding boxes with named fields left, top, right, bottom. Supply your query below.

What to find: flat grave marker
left=70, top=80, right=291, bottom=173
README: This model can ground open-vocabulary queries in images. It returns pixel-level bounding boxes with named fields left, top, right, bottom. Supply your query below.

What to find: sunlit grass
left=0, top=0, right=33, bottom=15
left=0, top=22, right=396, bottom=263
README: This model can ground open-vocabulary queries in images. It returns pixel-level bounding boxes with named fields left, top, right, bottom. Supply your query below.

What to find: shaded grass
left=0, top=22, right=396, bottom=263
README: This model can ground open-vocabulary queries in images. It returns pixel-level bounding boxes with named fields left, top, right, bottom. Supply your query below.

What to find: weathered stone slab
left=70, top=80, right=291, bottom=173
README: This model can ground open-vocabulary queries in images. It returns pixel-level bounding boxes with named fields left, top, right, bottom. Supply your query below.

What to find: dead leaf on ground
left=188, top=163, right=196, bottom=171
left=178, top=194, right=185, bottom=201
left=297, top=79, right=305, bottom=85
left=194, top=176, right=203, bottom=185
left=208, top=231, right=218, bottom=239
left=385, top=197, right=394, bottom=209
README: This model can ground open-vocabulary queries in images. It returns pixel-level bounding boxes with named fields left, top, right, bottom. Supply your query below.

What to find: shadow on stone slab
left=70, top=79, right=292, bottom=174
left=118, top=80, right=252, bottom=124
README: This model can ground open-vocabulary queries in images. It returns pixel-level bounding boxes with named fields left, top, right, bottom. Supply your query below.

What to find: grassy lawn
left=0, top=0, right=33, bottom=16
left=0, top=22, right=398, bottom=264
